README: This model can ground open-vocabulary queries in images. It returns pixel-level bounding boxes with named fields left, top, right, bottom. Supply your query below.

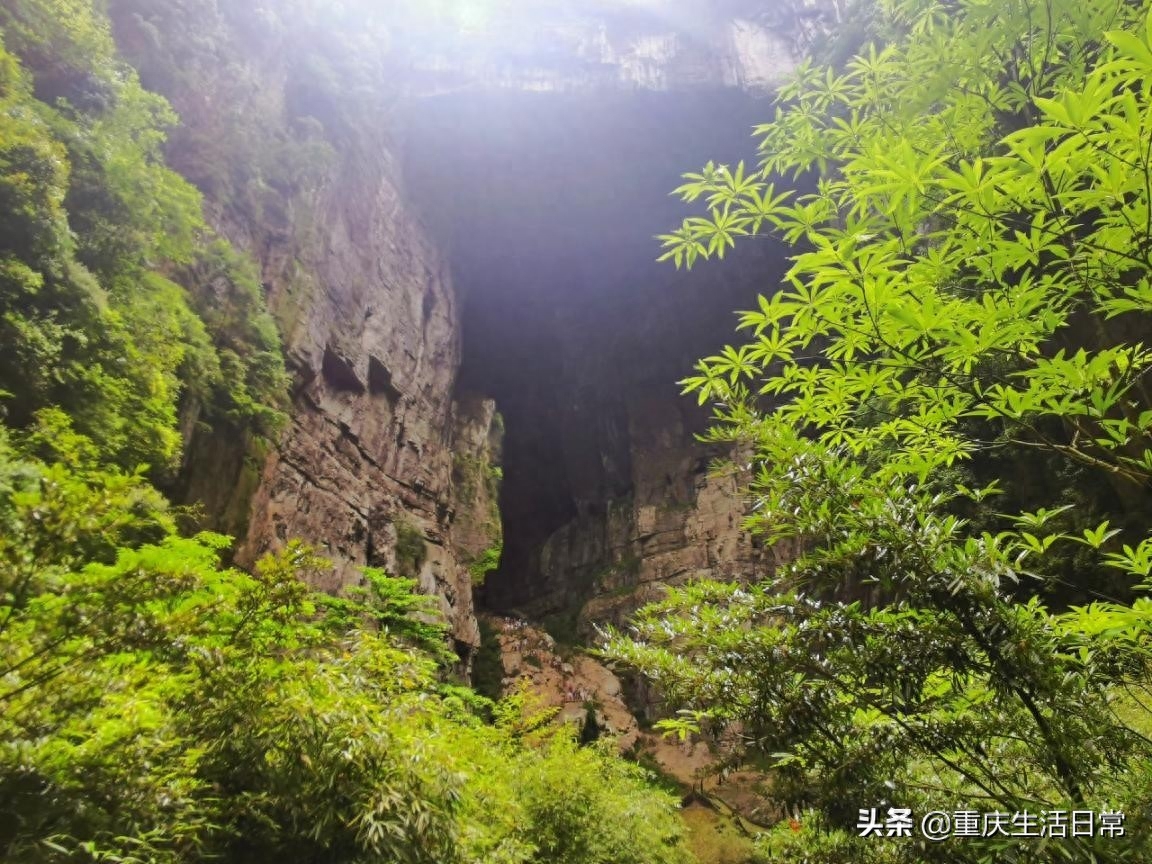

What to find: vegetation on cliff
left=0, top=0, right=289, bottom=480
left=607, top=0, right=1152, bottom=862
left=0, top=2, right=694, bottom=862
left=0, top=429, right=692, bottom=863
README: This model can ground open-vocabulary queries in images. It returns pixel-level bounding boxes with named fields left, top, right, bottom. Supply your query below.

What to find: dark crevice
left=321, top=344, right=367, bottom=393
left=368, top=355, right=403, bottom=403
left=402, top=88, right=792, bottom=614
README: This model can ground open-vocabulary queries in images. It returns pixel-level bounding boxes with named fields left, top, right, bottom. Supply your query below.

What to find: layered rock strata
left=109, top=0, right=839, bottom=653
left=399, top=0, right=843, bottom=95
left=113, top=3, right=502, bottom=650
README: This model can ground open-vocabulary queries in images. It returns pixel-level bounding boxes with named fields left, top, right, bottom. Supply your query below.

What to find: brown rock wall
left=112, top=3, right=499, bottom=649
left=109, top=0, right=842, bottom=656
left=237, top=150, right=501, bottom=647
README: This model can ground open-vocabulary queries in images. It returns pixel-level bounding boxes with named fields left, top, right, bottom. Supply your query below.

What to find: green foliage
left=662, top=0, right=1152, bottom=496
left=611, top=1, right=1152, bottom=861
left=0, top=0, right=287, bottom=478
left=752, top=810, right=898, bottom=864
left=454, top=450, right=504, bottom=503
left=470, top=540, right=503, bottom=586
left=0, top=431, right=454, bottom=862
left=508, top=737, right=690, bottom=864
left=0, top=435, right=694, bottom=864
left=178, top=240, right=290, bottom=436
left=472, top=616, right=507, bottom=701
left=541, top=606, right=582, bottom=646
left=109, top=0, right=338, bottom=235
left=395, top=519, right=428, bottom=579
left=319, top=565, right=456, bottom=663
left=608, top=501, right=1152, bottom=861
left=678, top=804, right=760, bottom=864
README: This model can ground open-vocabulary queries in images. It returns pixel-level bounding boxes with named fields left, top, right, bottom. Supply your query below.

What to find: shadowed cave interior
left=400, top=88, right=792, bottom=616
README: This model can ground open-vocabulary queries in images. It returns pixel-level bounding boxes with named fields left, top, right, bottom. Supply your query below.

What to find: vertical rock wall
left=543, top=404, right=776, bottom=638
left=112, top=3, right=501, bottom=650
left=238, top=147, right=493, bottom=649
left=108, top=0, right=845, bottom=653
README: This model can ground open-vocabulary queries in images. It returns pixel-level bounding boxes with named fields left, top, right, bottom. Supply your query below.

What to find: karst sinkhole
left=400, top=87, right=793, bottom=619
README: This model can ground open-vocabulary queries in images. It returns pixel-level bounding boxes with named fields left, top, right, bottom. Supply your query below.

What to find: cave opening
left=400, top=87, right=792, bottom=622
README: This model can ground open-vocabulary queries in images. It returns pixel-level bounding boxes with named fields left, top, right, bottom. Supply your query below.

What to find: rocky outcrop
left=398, top=0, right=845, bottom=95
left=109, top=0, right=840, bottom=655
left=111, top=2, right=502, bottom=651
left=558, top=439, right=775, bottom=639
left=488, top=616, right=641, bottom=748
left=486, top=615, right=775, bottom=822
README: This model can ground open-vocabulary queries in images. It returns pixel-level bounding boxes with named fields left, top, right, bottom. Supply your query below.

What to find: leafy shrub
left=469, top=541, right=503, bottom=586
left=394, top=519, right=428, bottom=578
left=0, top=0, right=288, bottom=479
left=0, top=427, right=693, bottom=864
left=472, top=616, right=507, bottom=701
left=609, top=1, right=1152, bottom=862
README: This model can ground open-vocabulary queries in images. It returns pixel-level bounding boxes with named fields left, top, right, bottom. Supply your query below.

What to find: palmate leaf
left=702, top=161, right=760, bottom=207
left=626, top=4, right=1152, bottom=860
left=671, top=160, right=722, bottom=202
left=1105, top=28, right=1152, bottom=72
left=740, top=182, right=793, bottom=233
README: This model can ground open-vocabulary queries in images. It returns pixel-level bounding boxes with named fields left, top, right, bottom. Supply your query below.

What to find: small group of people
left=494, top=615, right=594, bottom=704
left=564, top=685, right=593, bottom=703
left=496, top=616, right=529, bottom=634
left=497, top=616, right=532, bottom=653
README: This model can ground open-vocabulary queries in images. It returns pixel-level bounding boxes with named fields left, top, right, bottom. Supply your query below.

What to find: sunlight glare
left=454, top=0, right=492, bottom=31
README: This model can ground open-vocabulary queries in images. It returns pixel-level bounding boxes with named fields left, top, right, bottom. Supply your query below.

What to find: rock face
left=237, top=172, right=495, bottom=650
left=398, top=0, right=843, bottom=94
left=112, top=3, right=502, bottom=651
left=109, top=0, right=836, bottom=655
left=488, top=616, right=642, bottom=749
left=486, top=615, right=773, bottom=819
left=395, top=2, right=842, bottom=633
left=404, top=86, right=799, bottom=634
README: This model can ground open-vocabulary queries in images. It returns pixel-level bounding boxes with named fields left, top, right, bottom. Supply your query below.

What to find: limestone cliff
left=398, top=0, right=838, bottom=95
left=106, top=0, right=838, bottom=656
left=111, top=2, right=501, bottom=651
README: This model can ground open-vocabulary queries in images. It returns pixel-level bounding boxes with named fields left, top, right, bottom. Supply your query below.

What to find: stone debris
left=490, top=615, right=640, bottom=747
left=485, top=614, right=776, bottom=823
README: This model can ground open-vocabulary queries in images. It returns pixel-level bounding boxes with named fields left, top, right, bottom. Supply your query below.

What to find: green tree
left=608, top=1, right=1152, bottom=861
left=0, top=422, right=693, bottom=864
left=0, top=0, right=288, bottom=479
